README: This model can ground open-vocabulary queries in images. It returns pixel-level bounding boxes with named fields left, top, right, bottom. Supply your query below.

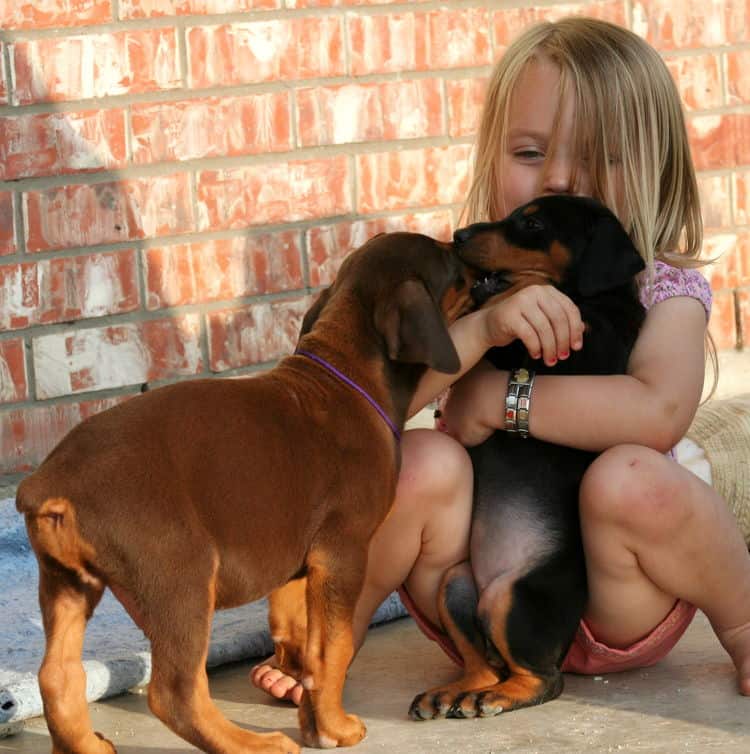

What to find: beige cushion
left=687, top=394, right=750, bottom=546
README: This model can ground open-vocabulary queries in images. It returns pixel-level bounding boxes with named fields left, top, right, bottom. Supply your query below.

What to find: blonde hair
left=463, top=17, right=717, bottom=390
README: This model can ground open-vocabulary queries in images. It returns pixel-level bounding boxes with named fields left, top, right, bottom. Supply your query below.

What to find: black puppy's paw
left=447, top=690, right=505, bottom=718
left=408, top=690, right=455, bottom=720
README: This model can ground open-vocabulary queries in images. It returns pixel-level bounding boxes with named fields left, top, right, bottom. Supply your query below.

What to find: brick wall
left=1, top=0, right=749, bottom=483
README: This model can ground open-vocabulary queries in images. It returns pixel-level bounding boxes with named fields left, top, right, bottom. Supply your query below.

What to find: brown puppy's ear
left=578, top=215, right=645, bottom=297
left=374, top=279, right=460, bottom=374
left=299, top=287, right=332, bottom=338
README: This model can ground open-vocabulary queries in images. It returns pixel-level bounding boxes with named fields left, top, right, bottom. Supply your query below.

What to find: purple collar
left=295, top=349, right=401, bottom=442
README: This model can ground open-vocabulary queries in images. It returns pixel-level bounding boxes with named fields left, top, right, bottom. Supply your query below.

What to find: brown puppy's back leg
left=142, top=556, right=299, bottom=754
left=37, top=562, right=113, bottom=754
left=409, top=562, right=501, bottom=720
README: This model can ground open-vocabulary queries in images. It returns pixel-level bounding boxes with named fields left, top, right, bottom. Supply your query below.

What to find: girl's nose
left=541, top=156, right=576, bottom=194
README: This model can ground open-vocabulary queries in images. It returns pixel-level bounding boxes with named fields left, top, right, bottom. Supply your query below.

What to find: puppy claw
left=408, top=690, right=454, bottom=720
left=301, top=713, right=366, bottom=748
left=447, top=691, right=505, bottom=719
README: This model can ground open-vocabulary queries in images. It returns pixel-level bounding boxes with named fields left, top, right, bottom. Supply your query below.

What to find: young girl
left=253, top=17, right=750, bottom=701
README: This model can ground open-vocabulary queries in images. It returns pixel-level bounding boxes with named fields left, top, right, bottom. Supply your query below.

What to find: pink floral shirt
left=638, top=260, right=712, bottom=318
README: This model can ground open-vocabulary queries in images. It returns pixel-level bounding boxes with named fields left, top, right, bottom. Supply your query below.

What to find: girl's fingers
left=511, top=314, right=544, bottom=361
left=521, top=308, right=557, bottom=364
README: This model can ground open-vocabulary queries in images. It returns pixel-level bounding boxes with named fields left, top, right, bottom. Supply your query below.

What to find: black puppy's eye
left=522, top=215, right=544, bottom=232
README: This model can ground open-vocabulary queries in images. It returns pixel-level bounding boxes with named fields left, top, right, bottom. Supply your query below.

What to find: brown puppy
left=16, top=232, right=476, bottom=754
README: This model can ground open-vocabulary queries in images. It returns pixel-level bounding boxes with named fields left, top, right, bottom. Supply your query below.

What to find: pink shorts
left=398, top=586, right=696, bottom=675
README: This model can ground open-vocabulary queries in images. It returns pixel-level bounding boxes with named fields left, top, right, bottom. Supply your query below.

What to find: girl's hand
left=480, top=284, right=584, bottom=366
left=437, top=360, right=506, bottom=447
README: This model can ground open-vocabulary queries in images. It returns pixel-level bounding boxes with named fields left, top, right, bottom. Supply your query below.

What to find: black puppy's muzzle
left=453, top=226, right=475, bottom=244
left=453, top=224, right=511, bottom=307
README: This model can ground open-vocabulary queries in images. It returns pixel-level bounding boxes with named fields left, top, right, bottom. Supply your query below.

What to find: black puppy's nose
left=453, top=227, right=473, bottom=244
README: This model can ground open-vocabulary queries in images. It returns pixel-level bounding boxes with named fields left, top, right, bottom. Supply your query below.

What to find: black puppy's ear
left=299, top=287, right=332, bottom=338
left=578, top=215, right=645, bottom=296
left=374, top=280, right=460, bottom=374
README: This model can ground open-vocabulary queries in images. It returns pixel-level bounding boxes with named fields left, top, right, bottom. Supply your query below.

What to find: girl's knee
left=396, top=429, right=472, bottom=510
left=580, top=444, right=693, bottom=540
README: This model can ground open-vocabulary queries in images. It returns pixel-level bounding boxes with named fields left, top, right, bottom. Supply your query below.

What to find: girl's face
left=495, top=56, right=623, bottom=219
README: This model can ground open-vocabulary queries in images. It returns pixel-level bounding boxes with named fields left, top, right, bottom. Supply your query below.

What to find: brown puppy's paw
left=261, top=731, right=302, bottom=754
left=95, top=731, right=118, bottom=753
left=300, top=704, right=366, bottom=748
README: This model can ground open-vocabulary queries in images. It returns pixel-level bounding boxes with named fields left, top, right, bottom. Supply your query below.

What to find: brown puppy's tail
left=17, top=479, right=102, bottom=589
left=17, top=480, right=114, bottom=753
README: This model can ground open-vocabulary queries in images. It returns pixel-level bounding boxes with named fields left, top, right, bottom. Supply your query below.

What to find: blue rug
left=0, top=497, right=407, bottom=737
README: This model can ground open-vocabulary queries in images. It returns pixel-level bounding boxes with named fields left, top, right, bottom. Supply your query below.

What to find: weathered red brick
left=187, top=17, right=344, bottom=88
left=32, top=315, right=203, bottom=399
left=208, top=297, right=309, bottom=372
left=0, top=396, right=130, bottom=474
left=0, top=0, right=111, bottom=30
left=131, top=94, right=291, bottom=164
left=12, top=29, right=180, bottom=105
left=25, top=174, right=195, bottom=252
left=688, top=114, right=735, bottom=171
left=739, top=289, right=750, bottom=347
left=0, top=192, right=15, bottom=256
left=492, top=1, right=625, bottom=54
left=733, top=170, right=750, bottom=226
left=0, top=44, right=7, bottom=104
left=726, top=0, right=750, bottom=45
left=307, top=211, right=454, bottom=287
left=356, top=145, right=472, bottom=214
left=296, top=79, right=443, bottom=147
left=708, top=290, right=738, bottom=351
left=196, top=156, right=351, bottom=231
left=632, top=0, right=729, bottom=49
left=0, top=109, right=126, bottom=180
left=446, top=77, right=488, bottom=138
left=727, top=50, right=750, bottom=105
left=0, top=251, right=139, bottom=332
left=145, top=232, right=304, bottom=309
left=702, top=234, right=741, bottom=291
left=349, top=9, right=490, bottom=76
left=667, top=54, right=722, bottom=112
left=736, top=234, right=750, bottom=287
left=289, top=0, right=430, bottom=6
left=698, top=174, right=731, bottom=231
left=120, top=0, right=276, bottom=19
left=0, top=339, right=27, bottom=404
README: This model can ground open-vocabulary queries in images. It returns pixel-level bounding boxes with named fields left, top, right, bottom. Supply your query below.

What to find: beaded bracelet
left=504, top=367, right=535, bottom=438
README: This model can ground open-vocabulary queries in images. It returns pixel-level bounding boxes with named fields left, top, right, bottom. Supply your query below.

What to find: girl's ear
left=299, top=287, right=332, bottom=338
left=578, top=215, right=645, bottom=297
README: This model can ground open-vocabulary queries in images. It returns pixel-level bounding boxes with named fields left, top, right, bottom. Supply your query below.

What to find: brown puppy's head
left=299, top=232, right=477, bottom=374
left=454, top=195, right=645, bottom=307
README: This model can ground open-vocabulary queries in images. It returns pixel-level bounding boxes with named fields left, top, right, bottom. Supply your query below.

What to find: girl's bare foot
left=250, top=657, right=304, bottom=705
left=716, top=621, right=750, bottom=695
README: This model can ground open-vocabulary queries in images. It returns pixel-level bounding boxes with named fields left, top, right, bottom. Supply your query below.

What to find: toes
left=270, top=675, right=302, bottom=703
left=408, top=691, right=452, bottom=720
left=448, top=691, right=504, bottom=718
left=250, top=663, right=303, bottom=704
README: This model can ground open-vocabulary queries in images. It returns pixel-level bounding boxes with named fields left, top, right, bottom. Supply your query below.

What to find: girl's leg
left=579, top=444, right=750, bottom=694
left=251, top=428, right=474, bottom=703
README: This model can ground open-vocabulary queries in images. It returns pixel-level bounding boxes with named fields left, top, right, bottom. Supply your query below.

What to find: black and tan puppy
left=410, top=195, right=646, bottom=720
left=17, top=232, right=477, bottom=754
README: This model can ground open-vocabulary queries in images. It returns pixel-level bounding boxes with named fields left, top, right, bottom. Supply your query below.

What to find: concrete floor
left=3, top=611, right=749, bottom=754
